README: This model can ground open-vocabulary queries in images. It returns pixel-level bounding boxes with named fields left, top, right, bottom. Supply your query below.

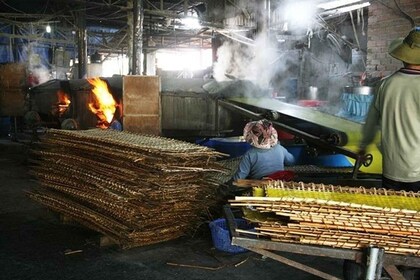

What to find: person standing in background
left=358, top=27, right=420, bottom=192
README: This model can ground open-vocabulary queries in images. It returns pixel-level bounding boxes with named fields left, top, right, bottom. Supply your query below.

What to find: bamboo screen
left=230, top=180, right=420, bottom=256
left=28, top=128, right=228, bottom=249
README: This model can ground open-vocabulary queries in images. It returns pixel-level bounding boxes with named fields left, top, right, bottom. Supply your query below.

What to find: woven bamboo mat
left=210, top=157, right=242, bottom=184
left=230, top=180, right=420, bottom=256
left=28, top=128, right=228, bottom=248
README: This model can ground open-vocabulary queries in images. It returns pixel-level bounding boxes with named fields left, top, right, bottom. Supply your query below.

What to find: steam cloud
left=212, top=0, right=320, bottom=99
left=213, top=33, right=284, bottom=89
left=25, top=42, right=52, bottom=85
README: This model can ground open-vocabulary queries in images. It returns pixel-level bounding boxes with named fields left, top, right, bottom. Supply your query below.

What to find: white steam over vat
left=212, top=0, right=320, bottom=93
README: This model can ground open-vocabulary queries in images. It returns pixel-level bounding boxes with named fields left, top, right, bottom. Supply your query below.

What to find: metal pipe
left=215, top=99, right=220, bottom=134
left=12, top=25, right=18, bottom=62
left=265, top=0, right=271, bottom=31
left=184, top=0, right=188, bottom=16
left=9, top=27, right=13, bottom=61
left=365, top=246, right=384, bottom=280
left=76, top=4, right=87, bottom=79
left=128, top=0, right=143, bottom=75
left=142, top=49, right=147, bottom=75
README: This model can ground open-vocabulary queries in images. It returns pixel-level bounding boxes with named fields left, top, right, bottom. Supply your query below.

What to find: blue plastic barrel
left=209, top=218, right=252, bottom=254
left=197, top=137, right=251, bottom=158
left=285, top=144, right=352, bottom=167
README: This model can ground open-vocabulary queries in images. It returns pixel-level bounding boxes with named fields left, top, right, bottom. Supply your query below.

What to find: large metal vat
left=160, top=78, right=244, bottom=138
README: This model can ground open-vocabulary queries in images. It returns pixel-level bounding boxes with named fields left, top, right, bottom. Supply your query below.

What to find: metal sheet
left=228, top=97, right=363, bottom=142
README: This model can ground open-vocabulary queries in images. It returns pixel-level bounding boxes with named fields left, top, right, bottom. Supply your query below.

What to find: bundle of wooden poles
left=230, top=180, right=420, bottom=256
left=28, top=128, right=228, bottom=248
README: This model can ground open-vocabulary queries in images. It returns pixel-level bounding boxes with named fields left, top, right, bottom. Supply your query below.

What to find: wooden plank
left=123, top=75, right=161, bottom=135
left=232, top=237, right=363, bottom=261
left=249, top=248, right=341, bottom=280
left=383, top=265, right=405, bottom=280
left=232, top=237, right=420, bottom=268
left=123, top=115, right=161, bottom=135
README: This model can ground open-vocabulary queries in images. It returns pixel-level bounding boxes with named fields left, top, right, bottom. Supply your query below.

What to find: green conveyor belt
left=229, top=97, right=362, bottom=142
left=229, top=97, right=382, bottom=174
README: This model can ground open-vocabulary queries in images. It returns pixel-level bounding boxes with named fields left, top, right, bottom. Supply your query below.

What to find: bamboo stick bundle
left=44, top=129, right=228, bottom=160
left=38, top=138, right=226, bottom=177
left=229, top=181, right=420, bottom=256
left=37, top=140, right=223, bottom=182
left=252, top=180, right=420, bottom=210
left=28, top=190, right=133, bottom=244
left=251, top=203, right=420, bottom=228
left=231, top=196, right=420, bottom=215
left=28, top=128, right=229, bottom=248
left=232, top=198, right=420, bottom=237
left=255, top=223, right=420, bottom=255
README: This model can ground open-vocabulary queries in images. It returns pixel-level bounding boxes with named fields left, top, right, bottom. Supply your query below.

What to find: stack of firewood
left=28, top=128, right=228, bottom=248
left=230, top=181, right=420, bottom=256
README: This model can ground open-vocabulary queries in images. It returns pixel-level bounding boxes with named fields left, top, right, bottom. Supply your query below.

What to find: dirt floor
left=0, top=137, right=345, bottom=280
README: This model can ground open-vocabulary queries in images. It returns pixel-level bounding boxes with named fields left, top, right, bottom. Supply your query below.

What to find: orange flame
left=87, top=77, right=116, bottom=128
left=54, top=90, right=71, bottom=117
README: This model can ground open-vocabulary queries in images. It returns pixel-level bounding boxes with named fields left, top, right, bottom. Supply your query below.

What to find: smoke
left=213, top=39, right=251, bottom=82
left=25, top=42, right=52, bottom=85
left=213, top=32, right=284, bottom=89
left=29, top=63, right=51, bottom=84
left=212, top=0, right=319, bottom=93
left=213, top=31, right=301, bottom=99
left=279, top=0, right=318, bottom=33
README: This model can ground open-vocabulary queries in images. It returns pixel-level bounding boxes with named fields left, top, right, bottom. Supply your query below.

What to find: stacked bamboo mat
left=210, top=157, right=242, bottom=184
left=230, top=181, right=420, bottom=256
left=28, top=128, right=228, bottom=249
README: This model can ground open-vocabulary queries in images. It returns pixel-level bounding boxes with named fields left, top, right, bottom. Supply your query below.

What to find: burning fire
left=54, top=90, right=71, bottom=117
left=87, top=77, right=117, bottom=129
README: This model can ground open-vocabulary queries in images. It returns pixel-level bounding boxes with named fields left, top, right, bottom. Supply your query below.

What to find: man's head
left=243, top=119, right=278, bottom=149
left=388, top=27, right=420, bottom=65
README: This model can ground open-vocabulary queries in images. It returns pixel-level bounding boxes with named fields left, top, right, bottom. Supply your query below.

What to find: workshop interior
left=0, top=1, right=419, bottom=280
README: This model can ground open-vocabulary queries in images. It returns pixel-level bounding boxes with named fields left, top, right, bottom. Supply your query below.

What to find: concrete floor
left=0, top=137, right=345, bottom=280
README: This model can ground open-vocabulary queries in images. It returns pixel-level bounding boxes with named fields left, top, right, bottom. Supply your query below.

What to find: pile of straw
left=28, top=128, right=228, bottom=248
left=230, top=181, right=420, bottom=256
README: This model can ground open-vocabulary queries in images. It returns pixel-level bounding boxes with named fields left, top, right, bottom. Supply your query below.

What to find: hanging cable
left=349, top=11, right=361, bottom=50
left=393, top=0, right=415, bottom=27
left=361, top=8, right=365, bottom=36
left=376, top=0, right=415, bottom=27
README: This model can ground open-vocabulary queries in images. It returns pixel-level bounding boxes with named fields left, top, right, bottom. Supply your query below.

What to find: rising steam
left=213, top=32, right=282, bottom=89
left=212, top=0, right=320, bottom=97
